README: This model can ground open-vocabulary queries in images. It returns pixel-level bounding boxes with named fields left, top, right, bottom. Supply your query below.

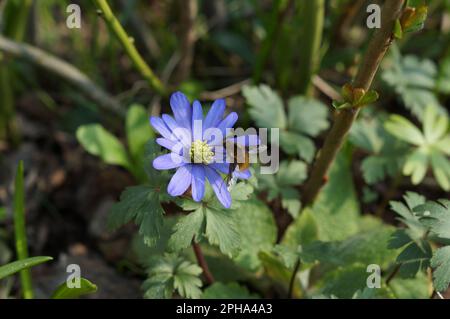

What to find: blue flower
left=150, top=92, right=258, bottom=208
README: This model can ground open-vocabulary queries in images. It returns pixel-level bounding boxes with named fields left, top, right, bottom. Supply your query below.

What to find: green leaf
left=277, top=160, right=308, bottom=186
left=430, top=151, right=450, bottom=191
left=287, top=96, right=329, bottom=137
left=243, top=84, right=287, bottom=129
left=233, top=199, right=277, bottom=271
left=319, top=265, right=369, bottom=299
left=310, top=147, right=361, bottom=241
left=143, top=254, right=202, bottom=299
left=76, top=124, right=131, bottom=169
left=394, top=19, right=403, bottom=39
left=126, top=104, right=153, bottom=162
left=382, top=51, right=445, bottom=119
left=0, top=256, right=53, bottom=280
left=168, top=207, right=205, bottom=252
left=423, top=105, right=448, bottom=144
left=396, top=241, right=432, bottom=278
left=279, top=131, right=315, bottom=162
left=385, top=115, right=425, bottom=146
left=414, top=199, right=450, bottom=240
left=301, top=227, right=397, bottom=268
left=430, top=246, right=450, bottom=292
left=205, top=206, right=240, bottom=257
left=282, top=208, right=319, bottom=247
left=202, top=282, right=259, bottom=299
left=108, top=186, right=164, bottom=247
left=389, top=272, right=430, bottom=299
left=51, top=278, right=97, bottom=299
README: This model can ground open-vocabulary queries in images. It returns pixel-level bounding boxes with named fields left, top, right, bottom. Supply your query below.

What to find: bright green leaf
left=0, top=256, right=53, bottom=280
left=52, top=278, right=97, bottom=299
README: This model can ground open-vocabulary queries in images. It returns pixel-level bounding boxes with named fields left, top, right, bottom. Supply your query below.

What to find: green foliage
left=385, top=106, right=450, bottom=190
left=77, top=105, right=153, bottom=180
left=76, top=124, right=132, bottom=169
left=0, top=256, right=53, bottom=280
left=143, top=254, right=202, bottom=299
left=382, top=48, right=447, bottom=119
left=350, top=113, right=406, bottom=184
left=243, top=85, right=329, bottom=162
left=430, top=246, right=450, bottom=292
left=51, top=278, right=97, bottom=299
left=257, top=160, right=307, bottom=217
left=108, top=185, right=165, bottom=247
left=202, top=282, right=259, bottom=299
left=233, top=199, right=277, bottom=271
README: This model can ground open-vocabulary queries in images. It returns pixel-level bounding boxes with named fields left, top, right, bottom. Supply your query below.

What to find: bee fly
left=223, top=139, right=252, bottom=191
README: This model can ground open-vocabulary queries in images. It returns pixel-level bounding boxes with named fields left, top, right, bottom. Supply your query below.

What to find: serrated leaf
left=168, top=207, right=205, bottom=252
left=319, top=265, right=369, bottom=299
left=414, top=199, right=450, bottom=240
left=385, top=115, right=425, bottom=146
left=76, top=124, right=131, bottom=169
left=243, top=85, right=287, bottom=129
left=108, top=186, right=164, bottom=247
left=287, top=96, right=329, bottom=137
left=51, top=278, right=97, bottom=299
left=205, top=206, right=240, bottom=257
left=395, top=240, right=432, bottom=278
left=233, top=199, right=277, bottom=271
left=430, top=246, right=450, bottom=292
left=279, top=131, right=315, bottom=163
left=143, top=254, right=202, bottom=299
left=202, top=282, right=259, bottom=299
left=0, top=256, right=53, bottom=280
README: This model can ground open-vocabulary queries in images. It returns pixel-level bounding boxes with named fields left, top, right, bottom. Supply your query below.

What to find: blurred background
left=0, top=0, right=449, bottom=298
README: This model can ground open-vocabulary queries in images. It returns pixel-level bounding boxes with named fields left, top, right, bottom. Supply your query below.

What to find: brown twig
left=312, top=75, right=341, bottom=101
left=192, top=241, right=215, bottom=285
left=302, top=0, right=405, bottom=206
left=200, top=79, right=251, bottom=101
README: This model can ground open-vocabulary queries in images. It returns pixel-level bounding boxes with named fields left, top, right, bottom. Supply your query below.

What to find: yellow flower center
left=190, top=140, right=214, bottom=164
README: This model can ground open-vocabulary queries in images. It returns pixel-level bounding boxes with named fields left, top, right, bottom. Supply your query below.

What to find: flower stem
left=92, top=0, right=166, bottom=95
left=192, top=241, right=215, bottom=285
left=302, top=0, right=406, bottom=206
left=287, top=258, right=301, bottom=299
left=13, top=161, right=33, bottom=299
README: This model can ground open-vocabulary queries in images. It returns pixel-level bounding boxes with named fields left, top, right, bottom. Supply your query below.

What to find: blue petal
left=191, top=165, right=205, bottom=202
left=162, top=114, right=191, bottom=145
left=150, top=116, right=174, bottom=141
left=234, top=169, right=251, bottom=180
left=217, top=112, right=238, bottom=137
left=192, top=100, right=203, bottom=141
left=205, top=166, right=231, bottom=208
left=170, top=92, right=192, bottom=130
left=167, top=165, right=192, bottom=196
left=204, top=99, right=226, bottom=130
left=209, top=163, right=230, bottom=175
left=156, top=138, right=183, bottom=155
left=153, top=153, right=185, bottom=170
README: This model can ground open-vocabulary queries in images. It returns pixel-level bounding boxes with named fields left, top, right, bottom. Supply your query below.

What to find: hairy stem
left=302, top=0, right=405, bottom=206
left=0, top=35, right=124, bottom=116
left=192, top=241, right=215, bottom=285
left=92, top=0, right=166, bottom=95
left=296, top=0, right=324, bottom=95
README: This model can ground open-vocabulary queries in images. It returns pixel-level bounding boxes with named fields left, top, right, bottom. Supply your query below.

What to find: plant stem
left=13, top=160, right=33, bottom=299
left=385, top=264, right=401, bottom=285
left=92, top=0, right=166, bottom=95
left=296, top=0, right=324, bottom=96
left=287, top=258, right=301, bottom=299
left=302, top=0, right=405, bottom=206
left=0, top=35, right=124, bottom=117
left=192, top=241, right=215, bottom=285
